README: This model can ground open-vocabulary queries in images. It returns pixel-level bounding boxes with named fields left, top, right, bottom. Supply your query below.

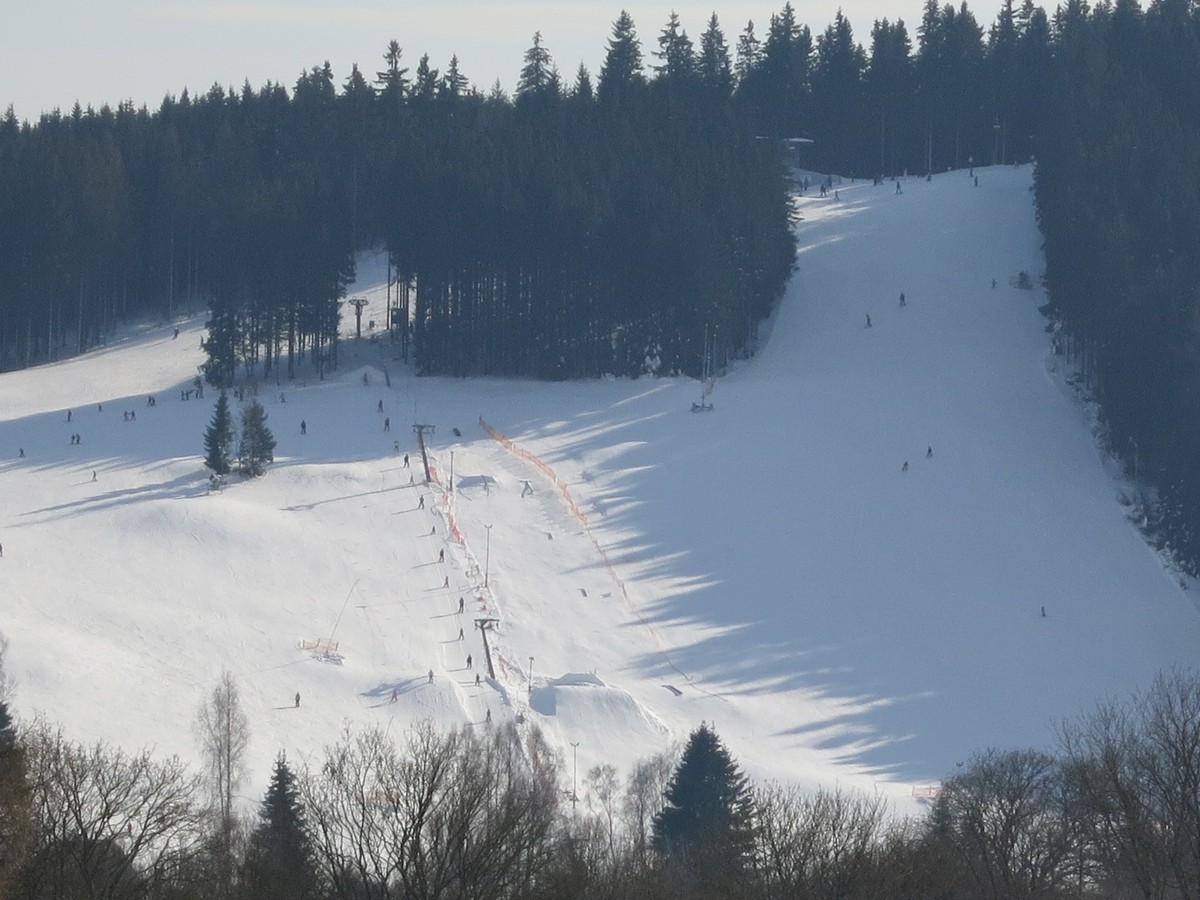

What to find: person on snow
left=443, top=575, right=450, bottom=588
left=901, top=461, right=909, bottom=472
left=300, top=420, right=307, bottom=435
left=899, top=292, right=906, bottom=307
left=390, top=687, right=398, bottom=703
left=865, top=314, right=872, bottom=328
left=377, top=399, right=383, bottom=412
left=428, top=669, right=434, bottom=683
left=475, top=673, right=481, bottom=687
left=294, top=692, right=301, bottom=708
left=458, top=596, right=465, bottom=613
left=384, top=417, right=390, bottom=432
left=418, top=496, right=425, bottom=510
left=927, top=446, right=933, bottom=458
left=438, top=548, right=444, bottom=563
left=458, top=627, right=464, bottom=641
left=403, top=453, right=410, bottom=467
left=466, top=654, right=473, bottom=669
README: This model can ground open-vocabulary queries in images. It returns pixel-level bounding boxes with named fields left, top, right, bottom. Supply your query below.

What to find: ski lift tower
left=413, top=423, right=435, bottom=483
left=349, top=297, right=370, bottom=339
left=691, top=325, right=716, bottom=412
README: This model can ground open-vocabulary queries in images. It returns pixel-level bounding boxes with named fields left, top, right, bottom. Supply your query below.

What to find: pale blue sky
left=4, top=1, right=927, bottom=121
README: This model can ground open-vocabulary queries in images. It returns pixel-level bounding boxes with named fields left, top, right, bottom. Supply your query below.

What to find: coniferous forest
left=1, top=0, right=1200, bottom=557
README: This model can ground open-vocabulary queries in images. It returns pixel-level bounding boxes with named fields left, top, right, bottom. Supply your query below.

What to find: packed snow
left=4, top=164, right=1199, bottom=813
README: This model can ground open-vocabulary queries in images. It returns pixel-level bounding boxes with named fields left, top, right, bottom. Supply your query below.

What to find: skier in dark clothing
left=438, top=549, right=444, bottom=563
left=384, top=417, right=390, bottom=432
left=458, top=596, right=465, bottom=613
left=899, top=293, right=906, bottom=307
left=403, top=453, right=409, bottom=467
left=418, top=496, right=425, bottom=510
left=466, top=655, right=473, bottom=669
left=865, top=314, right=872, bottom=328
left=294, top=692, right=301, bottom=708
left=300, top=420, right=307, bottom=435
left=901, top=461, right=909, bottom=472
left=927, top=446, right=933, bottom=458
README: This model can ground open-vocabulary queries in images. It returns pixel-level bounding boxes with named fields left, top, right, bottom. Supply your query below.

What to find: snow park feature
left=3, top=166, right=1199, bottom=815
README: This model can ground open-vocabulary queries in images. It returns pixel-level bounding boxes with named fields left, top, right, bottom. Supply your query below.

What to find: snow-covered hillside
left=4, top=165, right=1198, bottom=812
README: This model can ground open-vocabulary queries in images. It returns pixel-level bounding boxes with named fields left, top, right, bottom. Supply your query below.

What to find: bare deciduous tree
left=1062, top=668, right=1200, bottom=899
left=754, top=783, right=889, bottom=899
left=932, top=747, right=1074, bottom=899
left=194, top=670, right=250, bottom=897
left=20, top=720, right=203, bottom=899
left=300, top=720, right=562, bottom=900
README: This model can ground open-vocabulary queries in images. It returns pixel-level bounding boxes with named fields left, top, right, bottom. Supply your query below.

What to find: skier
left=443, top=575, right=450, bottom=588
left=173, top=328, right=179, bottom=339
left=384, top=417, right=390, bottom=432
left=1041, top=605, right=1046, bottom=618
left=896, top=181, right=902, bottom=194
left=458, top=627, right=464, bottom=641
left=458, top=596, right=465, bottom=613
left=377, top=399, right=383, bottom=412
left=927, top=446, right=933, bottom=458
left=403, top=453, right=410, bottom=468
left=92, top=470, right=97, bottom=482
left=486, top=709, right=491, bottom=723
left=992, top=278, right=997, bottom=289
left=466, top=654, right=473, bottom=670
left=363, top=372, right=369, bottom=386
left=901, top=461, right=909, bottom=472
left=428, top=669, right=434, bottom=683
left=418, top=496, right=425, bottom=510
left=66, top=409, right=72, bottom=422
left=390, top=687, right=398, bottom=703
left=865, top=314, right=872, bottom=328
left=300, top=420, right=307, bottom=435
left=438, top=549, right=444, bottom=563
left=394, top=440, right=400, bottom=453
left=18, top=448, right=24, bottom=458
left=475, top=673, right=481, bottom=687
left=430, top=526, right=436, bottom=535
left=294, top=692, right=301, bottom=708
left=899, top=292, right=906, bottom=307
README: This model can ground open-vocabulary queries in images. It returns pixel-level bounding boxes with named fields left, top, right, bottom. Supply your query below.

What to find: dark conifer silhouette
left=203, top=391, right=235, bottom=475
left=652, top=723, right=754, bottom=884
left=238, top=401, right=276, bottom=477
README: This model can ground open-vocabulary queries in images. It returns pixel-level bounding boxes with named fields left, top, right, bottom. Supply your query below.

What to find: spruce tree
left=204, top=391, right=235, bottom=475
left=651, top=723, right=754, bottom=883
left=599, top=10, right=645, bottom=102
left=239, top=753, right=317, bottom=900
left=238, top=400, right=276, bottom=477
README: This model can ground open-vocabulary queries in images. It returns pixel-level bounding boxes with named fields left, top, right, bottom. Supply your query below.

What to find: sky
left=4, top=164, right=1199, bottom=817
left=2, top=0, right=932, bottom=121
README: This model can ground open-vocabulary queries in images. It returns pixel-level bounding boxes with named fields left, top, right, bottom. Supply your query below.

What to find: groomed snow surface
left=4, top=165, right=1199, bottom=814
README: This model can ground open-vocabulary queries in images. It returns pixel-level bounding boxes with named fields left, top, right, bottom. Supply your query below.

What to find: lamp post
left=528, top=656, right=534, bottom=695
left=484, top=524, right=492, bottom=587
left=571, top=741, right=580, bottom=814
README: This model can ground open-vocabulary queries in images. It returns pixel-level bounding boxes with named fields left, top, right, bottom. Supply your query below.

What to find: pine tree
left=238, top=400, right=276, bottom=476
left=517, top=32, right=555, bottom=99
left=204, top=391, right=235, bottom=475
left=599, top=10, right=645, bottom=102
left=651, top=723, right=754, bottom=883
left=239, top=753, right=318, bottom=900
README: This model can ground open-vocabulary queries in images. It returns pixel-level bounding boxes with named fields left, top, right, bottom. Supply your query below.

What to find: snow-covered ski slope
left=4, top=165, right=1199, bottom=810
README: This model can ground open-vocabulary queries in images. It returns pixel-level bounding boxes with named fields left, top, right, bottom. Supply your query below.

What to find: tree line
left=1, top=0, right=1061, bottom=385
left=1031, top=0, right=1200, bottom=576
left=5, top=637, right=1200, bottom=898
